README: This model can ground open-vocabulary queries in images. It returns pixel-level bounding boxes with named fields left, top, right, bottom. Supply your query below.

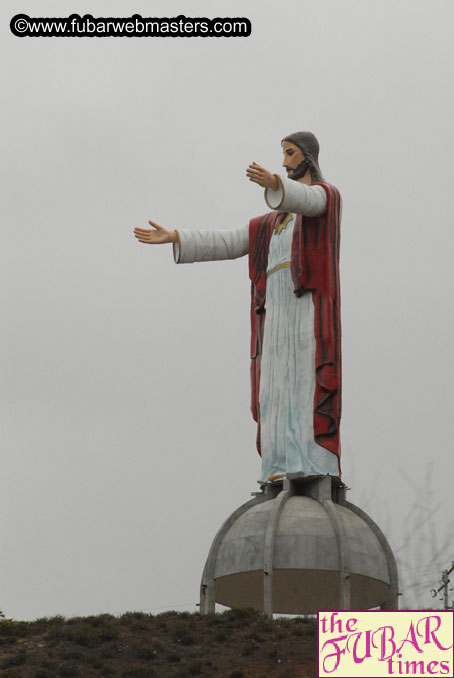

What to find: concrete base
left=200, top=476, right=399, bottom=617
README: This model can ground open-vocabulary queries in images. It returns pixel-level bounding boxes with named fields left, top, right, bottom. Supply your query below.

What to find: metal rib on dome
left=200, top=476, right=398, bottom=617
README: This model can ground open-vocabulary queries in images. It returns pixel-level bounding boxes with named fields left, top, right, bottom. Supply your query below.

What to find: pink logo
left=318, top=611, right=454, bottom=677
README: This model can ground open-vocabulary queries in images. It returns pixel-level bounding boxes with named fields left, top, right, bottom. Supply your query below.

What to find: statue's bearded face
left=281, top=141, right=305, bottom=177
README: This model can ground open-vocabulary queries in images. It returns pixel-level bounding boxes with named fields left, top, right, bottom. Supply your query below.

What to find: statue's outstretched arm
left=265, top=177, right=327, bottom=216
left=245, top=161, right=326, bottom=217
left=134, top=219, right=249, bottom=264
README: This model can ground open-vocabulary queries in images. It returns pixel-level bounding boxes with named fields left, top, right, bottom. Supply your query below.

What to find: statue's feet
left=267, top=472, right=286, bottom=482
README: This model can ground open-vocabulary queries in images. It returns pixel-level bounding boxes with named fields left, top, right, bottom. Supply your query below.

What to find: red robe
left=249, top=182, right=342, bottom=468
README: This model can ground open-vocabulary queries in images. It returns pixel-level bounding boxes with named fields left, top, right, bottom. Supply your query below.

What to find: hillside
left=0, top=609, right=317, bottom=678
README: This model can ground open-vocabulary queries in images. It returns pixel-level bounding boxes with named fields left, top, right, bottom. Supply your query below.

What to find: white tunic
left=173, top=176, right=339, bottom=481
left=259, top=217, right=339, bottom=482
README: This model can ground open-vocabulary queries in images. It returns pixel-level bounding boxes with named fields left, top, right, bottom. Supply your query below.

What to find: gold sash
left=266, top=261, right=291, bottom=277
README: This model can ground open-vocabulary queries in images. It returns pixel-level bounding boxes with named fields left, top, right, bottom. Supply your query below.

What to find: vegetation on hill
left=0, top=609, right=317, bottom=678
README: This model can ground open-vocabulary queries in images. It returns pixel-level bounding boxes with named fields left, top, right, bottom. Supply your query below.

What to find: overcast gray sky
left=2, top=0, right=453, bottom=620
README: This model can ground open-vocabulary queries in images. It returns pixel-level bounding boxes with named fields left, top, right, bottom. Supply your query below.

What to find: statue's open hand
left=134, top=220, right=178, bottom=245
left=246, top=162, right=279, bottom=190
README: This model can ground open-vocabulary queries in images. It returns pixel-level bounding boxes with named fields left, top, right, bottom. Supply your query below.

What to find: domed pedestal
left=200, top=475, right=398, bottom=617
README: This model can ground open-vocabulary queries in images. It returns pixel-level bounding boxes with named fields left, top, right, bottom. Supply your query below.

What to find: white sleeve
left=173, top=225, right=249, bottom=264
left=264, top=175, right=327, bottom=216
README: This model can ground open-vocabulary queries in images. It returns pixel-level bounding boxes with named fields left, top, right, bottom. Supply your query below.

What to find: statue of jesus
left=134, top=131, right=342, bottom=484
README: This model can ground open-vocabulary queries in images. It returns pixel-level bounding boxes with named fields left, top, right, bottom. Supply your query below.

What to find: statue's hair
left=281, top=131, right=325, bottom=183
